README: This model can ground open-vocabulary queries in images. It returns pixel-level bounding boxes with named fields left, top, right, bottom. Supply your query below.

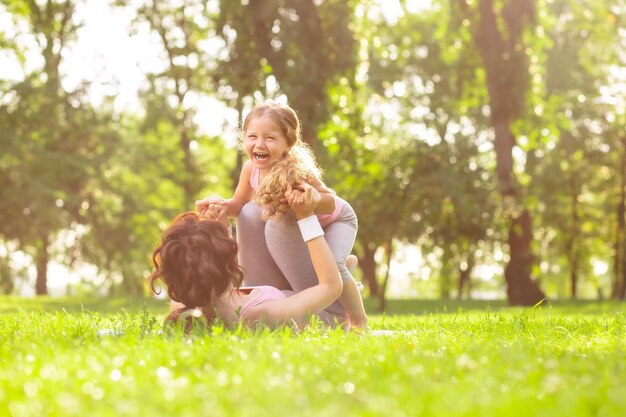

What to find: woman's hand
left=286, top=183, right=320, bottom=220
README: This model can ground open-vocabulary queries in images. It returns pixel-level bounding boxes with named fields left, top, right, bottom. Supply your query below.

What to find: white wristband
left=297, top=215, right=324, bottom=242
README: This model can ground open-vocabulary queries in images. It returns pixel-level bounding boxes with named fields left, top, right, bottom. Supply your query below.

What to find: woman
left=149, top=184, right=345, bottom=328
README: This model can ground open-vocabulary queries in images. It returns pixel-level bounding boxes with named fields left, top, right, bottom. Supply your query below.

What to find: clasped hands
left=195, top=195, right=229, bottom=225
left=195, top=183, right=320, bottom=223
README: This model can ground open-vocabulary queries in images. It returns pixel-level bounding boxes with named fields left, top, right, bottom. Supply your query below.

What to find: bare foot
left=346, top=254, right=358, bottom=272
left=350, top=316, right=368, bottom=331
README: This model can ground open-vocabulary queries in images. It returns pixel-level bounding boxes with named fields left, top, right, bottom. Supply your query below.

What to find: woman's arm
left=228, top=161, right=254, bottom=216
left=170, top=299, right=186, bottom=312
left=244, top=184, right=343, bottom=325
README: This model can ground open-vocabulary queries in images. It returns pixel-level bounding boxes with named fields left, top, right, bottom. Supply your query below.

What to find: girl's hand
left=286, top=183, right=320, bottom=219
left=195, top=195, right=227, bottom=218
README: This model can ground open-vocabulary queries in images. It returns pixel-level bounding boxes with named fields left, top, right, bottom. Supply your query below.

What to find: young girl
left=150, top=184, right=344, bottom=328
left=195, top=102, right=366, bottom=328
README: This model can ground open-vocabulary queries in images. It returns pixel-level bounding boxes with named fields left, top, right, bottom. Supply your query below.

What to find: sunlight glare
left=592, top=260, right=609, bottom=276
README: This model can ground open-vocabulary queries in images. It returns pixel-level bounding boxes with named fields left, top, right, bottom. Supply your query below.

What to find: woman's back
left=238, top=286, right=287, bottom=318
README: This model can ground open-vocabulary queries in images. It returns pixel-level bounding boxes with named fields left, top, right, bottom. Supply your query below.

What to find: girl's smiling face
left=244, top=115, right=291, bottom=171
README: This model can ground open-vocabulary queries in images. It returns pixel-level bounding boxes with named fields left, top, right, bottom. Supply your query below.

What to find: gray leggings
left=236, top=202, right=358, bottom=323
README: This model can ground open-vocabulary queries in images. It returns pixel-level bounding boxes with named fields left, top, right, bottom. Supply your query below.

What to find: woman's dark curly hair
left=148, top=212, right=244, bottom=326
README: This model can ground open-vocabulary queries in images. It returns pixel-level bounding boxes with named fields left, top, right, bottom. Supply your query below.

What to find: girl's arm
left=306, top=175, right=336, bottom=215
left=227, top=160, right=254, bottom=217
left=244, top=185, right=343, bottom=325
left=195, top=161, right=254, bottom=218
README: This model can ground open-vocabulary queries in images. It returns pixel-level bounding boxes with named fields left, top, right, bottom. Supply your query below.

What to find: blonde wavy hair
left=256, top=147, right=322, bottom=220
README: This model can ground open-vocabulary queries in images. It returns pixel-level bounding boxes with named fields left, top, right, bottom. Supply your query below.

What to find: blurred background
left=0, top=0, right=624, bottom=309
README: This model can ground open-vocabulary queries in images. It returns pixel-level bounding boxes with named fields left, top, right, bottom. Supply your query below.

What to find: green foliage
left=122, top=0, right=223, bottom=208
left=215, top=0, right=358, bottom=145
left=1, top=0, right=625, bottom=302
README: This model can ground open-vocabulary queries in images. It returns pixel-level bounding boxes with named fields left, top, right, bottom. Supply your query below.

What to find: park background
left=1, top=0, right=626, bottom=311
left=2, top=2, right=626, bottom=417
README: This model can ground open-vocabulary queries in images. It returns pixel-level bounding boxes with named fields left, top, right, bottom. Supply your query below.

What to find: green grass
left=0, top=296, right=624, bottom=417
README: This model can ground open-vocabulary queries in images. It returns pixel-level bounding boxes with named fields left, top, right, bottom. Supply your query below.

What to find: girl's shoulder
left=241, top=159, right=254, bottom=173
left=238, top=160, right=254, bottom=182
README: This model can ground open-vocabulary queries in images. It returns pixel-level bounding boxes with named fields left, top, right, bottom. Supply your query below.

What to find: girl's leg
left=236, top=202, right=291, bottom=290
left=323, top=221, right=358, bottom=283
left=323, top=204, right=367, bottom=328
left=265, top=211, right=345, bottom=322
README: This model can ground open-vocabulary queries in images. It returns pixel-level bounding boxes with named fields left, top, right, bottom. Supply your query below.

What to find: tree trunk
left=570, top=256, right=579, bottom=300
left=566, top=139, right=581, bottom=299
left=0, top=257, right=15, bottom=295
left=359, top=241, right=379, bottom=298
left=492, top=115, right=545, bottom=306
left=473, top=0, right=546, bottom=305
left=378, top=239, right=393, bottom=312
left=614, top=137, right=626, bottom=299
left=231, top=97, right=245, bottom=193
left=440, top=247, right=454, bottom=299
left=504, top=210, right=545, bottom=305
left=122, top=269, right=143, bottom=297
left=565, top=222, right=579, bottom=299
left=568, top=201, right=580, bottom=300
left=180, top=119, right=196, bottom=209
left=35, top=234, right=50, bottom=296
left=458, top=253, right=474, bottom=300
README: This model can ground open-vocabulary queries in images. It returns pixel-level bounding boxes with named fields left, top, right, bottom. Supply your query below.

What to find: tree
left=331, top=0, right=498, bottom=303
left=0, top=0, right=117, bottom=295
left=453, top=0, right=547, bottom=305
left=523, top=0, right=622, bottom=299
left=115, top=0, right=218, bottom=208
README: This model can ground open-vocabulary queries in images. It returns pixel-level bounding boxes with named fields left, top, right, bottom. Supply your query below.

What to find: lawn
left=0, top=296, right=624, bottom=417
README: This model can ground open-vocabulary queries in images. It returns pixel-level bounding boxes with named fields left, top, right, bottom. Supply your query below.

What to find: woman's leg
left=265, top=210, right=345, bottom=321
left=323, top=202, right=358, bottom=281
left=236, top=202, right=291, bottom=290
